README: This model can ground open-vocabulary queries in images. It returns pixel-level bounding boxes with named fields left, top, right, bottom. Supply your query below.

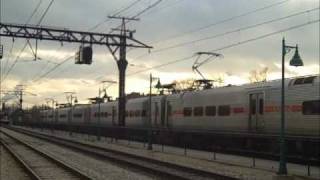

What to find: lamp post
left=64, top=92, right=77, bottom=136
left=45, top=98, right=57, bottom=133
left=279, top=38, right=303, bottom=175
left=148, top=74, right=161, bottom=150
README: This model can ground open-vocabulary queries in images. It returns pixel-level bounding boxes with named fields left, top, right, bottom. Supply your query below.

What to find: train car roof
left=165, top=75, right=319, bottom=99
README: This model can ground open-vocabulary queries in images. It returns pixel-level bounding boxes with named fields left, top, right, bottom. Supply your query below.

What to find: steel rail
left=0, top=129, right=92, bottom=180
left=0, top=139, right=42, bottom=180
left=5, top=126, right=238, bottom=180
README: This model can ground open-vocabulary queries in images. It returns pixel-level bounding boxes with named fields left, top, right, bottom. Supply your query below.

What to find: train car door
left=249, top=92, right=265, bottom=132
left=84, top=106, right=91, bottom=124
left=154, top=102, right=159, bottom=127
left=112, top=106, right=116, bottom=125
left=55, top=111, right=58, bottom=124
left=165, top=102, right=172, bottom=128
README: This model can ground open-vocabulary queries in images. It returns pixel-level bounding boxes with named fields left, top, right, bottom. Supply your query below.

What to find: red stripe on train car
left=233, top=107, right=244, bottom=113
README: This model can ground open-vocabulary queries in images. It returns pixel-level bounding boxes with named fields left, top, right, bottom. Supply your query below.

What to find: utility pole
left=46, top=98, right=57, bottom=133
left=107, top=16, right=143, bottom=127
left=0, top=22, right=152, bottom=128
left=148, top=74, right=160, bottom=150
left=64, top=91, right=77, bottom=136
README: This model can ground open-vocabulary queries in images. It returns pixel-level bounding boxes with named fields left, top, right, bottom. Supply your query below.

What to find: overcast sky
left=1, top=0, right=319, bottom=107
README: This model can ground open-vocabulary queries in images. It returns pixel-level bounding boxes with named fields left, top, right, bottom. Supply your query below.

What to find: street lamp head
left=103, top=92, right=108, bottom=99
left=155, top=79, right=161, bottom=89
left=290, top=45, right=303, bottom=67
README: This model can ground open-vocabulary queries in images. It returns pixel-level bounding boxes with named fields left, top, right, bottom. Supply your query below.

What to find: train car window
left=218, top=105, right=230, bottom=116
left=303, top=100, right=320, bottom=115
left=129, top=110, right=134, bottom=117
left=259, top=99, right=264, bottom=115
left=205, top=106, right=216, bottom=116
left=141, top=110, right=146, bottom=117
left=183, top=107, right=192, bottom=117
left=73, top=114, right=82, bottom=118
left=194, top=107, right=203, bottom=116
left=59, top=114, right=66, bottom=118
left=293, top=78, right=304, bottom=85
left=250, top=99, right=256, bottom=115
left=167, top=104, right=172, bottom=116
left=135, top=110, right=140, bottom=117
left=303, top=76, right=316, bottom=84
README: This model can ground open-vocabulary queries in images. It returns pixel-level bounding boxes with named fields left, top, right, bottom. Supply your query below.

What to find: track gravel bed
left=17, top=127, right=320, bottom=180
left=0, top=144, right=32, bottom=180
left=5, top=127, right=239, bottom=180
left=1, top=131, right=90, bottom=180
left=1, top=128, right=160, bottom=180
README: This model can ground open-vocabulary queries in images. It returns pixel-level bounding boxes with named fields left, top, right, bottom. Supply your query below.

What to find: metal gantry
left=0, top=21, right=152, bottom=126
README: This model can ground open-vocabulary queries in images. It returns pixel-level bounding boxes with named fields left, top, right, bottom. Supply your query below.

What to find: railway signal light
left=75, top=45, right=93, bottom=65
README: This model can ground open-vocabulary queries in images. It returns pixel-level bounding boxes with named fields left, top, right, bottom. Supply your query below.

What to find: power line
left=140, top=0, right=185, bottom=17
left=44, top=0, right=163, bottom=83
left=2, top=0, right=55, bottom=83
left=89, top=0, right=143, bottom=31
left=37, top=0, right=54, bottom=24
left=108, top=0, right=162, bottom=34
left=128, top=19, right=319, bottom=76
left=151, top=0, right=291, bottom=45
left=32, top=0, right=154, bottom=83
left=137, top=8, right=319, bottom=56
left=32, top=55, right=74, bottom=82
left=25, top=0, right=43, bottom=24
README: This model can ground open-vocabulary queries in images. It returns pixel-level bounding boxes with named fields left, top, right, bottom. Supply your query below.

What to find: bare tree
left=249, top=67, right=268, bottom=83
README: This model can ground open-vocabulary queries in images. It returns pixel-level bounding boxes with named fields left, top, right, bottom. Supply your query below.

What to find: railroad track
left=4, top=126, right=239, bottom=180
left=0, top=129, right=91, bottom=180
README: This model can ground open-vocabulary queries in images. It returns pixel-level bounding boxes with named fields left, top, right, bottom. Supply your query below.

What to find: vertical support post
left=148, top=73, right=153, bottom=150
left=117, top=19, right=127, bottom=127
left=279, top=38, right=287, bottom=175
left=98, top=100, right=101, bottom=140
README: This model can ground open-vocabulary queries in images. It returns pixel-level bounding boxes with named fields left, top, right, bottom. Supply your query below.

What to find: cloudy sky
left=0, top=0, right=319, bottom=107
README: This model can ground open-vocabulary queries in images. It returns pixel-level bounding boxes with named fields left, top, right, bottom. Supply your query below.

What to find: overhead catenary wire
left=35, top=0, right=163, bottom=84
left=128, top=19, right=319, bottom=76
left=89, top=0, right=143, bottom=31
left=31, top=0, right=156, bottom=84
left=131, top=0, right=292, bottom=59
left=2, top=0, right=55, bottom=83
left=135, top=7, right=319, bottom=57
left=151, top=0, right=291, bottom=45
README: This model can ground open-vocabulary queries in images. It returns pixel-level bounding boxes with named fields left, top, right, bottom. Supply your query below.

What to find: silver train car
left=39, top=75, right=320, bottom=136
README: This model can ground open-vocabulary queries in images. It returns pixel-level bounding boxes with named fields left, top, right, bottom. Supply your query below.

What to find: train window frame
left=302, top=100, right=320, bottom=115
left=259, top=98, right=264, bottom=115
left=129, top=110, right=134, bottom=117
left=218, top=105, right=231, bottom=116
left=303, top=76, right=316, bottom=84
left=193, top=106, right=204, bottom=116
left=205, top=106, right=216, bottom=116
left=141, top=110, right=146, bottom=117
left=183, top=107, right=192, bottom=117
left=293, top=78, right=304, bottom=85
left=250, top=99, right=256, bottom=115
left=135, top=110, right=141, bottom=117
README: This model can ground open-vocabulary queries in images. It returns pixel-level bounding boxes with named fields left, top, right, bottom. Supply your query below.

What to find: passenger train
left=38, top=75, right=319, bottom=135
left=24, top=75, right=320, bottom=158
